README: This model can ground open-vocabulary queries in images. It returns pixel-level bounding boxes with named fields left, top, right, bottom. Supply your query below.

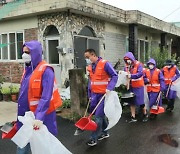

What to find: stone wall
left=38, top=12, right=105, bottom=85
left=0, top=62, right=24, bottom=83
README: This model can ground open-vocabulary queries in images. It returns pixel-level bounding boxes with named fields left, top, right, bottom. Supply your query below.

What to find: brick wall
left=0, top=62, right=24, bottom=83
left=24, top=28, right=38, bottom=42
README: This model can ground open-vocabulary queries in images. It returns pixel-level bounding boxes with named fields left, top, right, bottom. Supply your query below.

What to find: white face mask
left=167, top=65, right=171, bottom=69
left=85, top=58, right=92, bottom=65
left=149, top=64, right=154, bottom=69
left=126, top=59, right=132, bottom=65
left=22, top=53, right=31, bottom=63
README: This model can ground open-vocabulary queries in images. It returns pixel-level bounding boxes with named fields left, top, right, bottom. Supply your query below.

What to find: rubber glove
left=106, top=89, right=111, bottom=95
left=127, top=73, right=131, bottom=79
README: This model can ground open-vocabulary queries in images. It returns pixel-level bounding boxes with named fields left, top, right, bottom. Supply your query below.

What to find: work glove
left=171, top=77, right=176, bottom=82
left=127, top=73, right=131, bottom=79
left=106, top=89, right=111, bottom=95
left=32, top=120, right=43, bottom=130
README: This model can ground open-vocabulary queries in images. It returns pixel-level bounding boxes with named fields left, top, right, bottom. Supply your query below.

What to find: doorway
left=74, top=26, right=99, bottom=68
left=46, top=38, right=61, bottom=86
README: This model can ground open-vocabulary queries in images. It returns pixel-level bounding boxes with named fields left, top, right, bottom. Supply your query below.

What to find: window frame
left=0, top=31, right=24, bottom=62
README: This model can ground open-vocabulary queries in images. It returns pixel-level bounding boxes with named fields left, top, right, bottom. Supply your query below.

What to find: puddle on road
left=158, top=134, right=179, bottom=148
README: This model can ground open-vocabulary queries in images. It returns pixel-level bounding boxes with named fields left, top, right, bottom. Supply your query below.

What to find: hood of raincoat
left=147, top=58, right=156, bottom=66
left=123, top=52, right=136, bottom=62
left=23, top=40, right=42, bottom=69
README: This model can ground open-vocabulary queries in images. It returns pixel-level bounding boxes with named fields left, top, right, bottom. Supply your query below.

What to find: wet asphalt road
left=1, top=99, right=180, bottom=154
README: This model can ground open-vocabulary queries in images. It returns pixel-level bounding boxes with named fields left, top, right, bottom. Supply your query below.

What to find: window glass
left=79, top=26, right=95, bottom=37
left=140, top=40, right=145, bottom=63
left=9, top=33, right=16, bottom=60
left=2, top=34, right=8, bottom=59
left=17, top=33, right=23, bottom=59
left=48, top=40, right=59, bottom=64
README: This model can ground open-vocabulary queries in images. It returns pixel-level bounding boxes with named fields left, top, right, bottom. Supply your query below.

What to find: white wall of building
left=0, top=17, right=38, bottom=33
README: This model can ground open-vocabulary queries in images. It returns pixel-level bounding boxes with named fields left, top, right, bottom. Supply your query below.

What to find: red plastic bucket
left=150, top=106, right=165, bottom=114
left=75, top=117, right=97, bottom=131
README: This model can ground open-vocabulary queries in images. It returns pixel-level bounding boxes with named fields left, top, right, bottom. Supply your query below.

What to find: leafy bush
left=1, top=87, right=11, bottom=95
left=150, top=48, right=176, bottom=69
left=150, top=48, right=169, bottom=68
left=62, top=99, right=71, bottom=108
left=66, top=112, right=81, bottom=122
left=9, top=85, right=19, bottom=94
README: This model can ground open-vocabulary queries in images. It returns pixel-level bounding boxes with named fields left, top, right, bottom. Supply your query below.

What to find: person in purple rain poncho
left=16, top=40, right=62, bottom=154
left=162, top=59, right=180, bottom=112
left=144, top=58, right=165, bottom=119
left=84, top=49, right=118, bottom=146
left=123, top=52, right=148, bottom=123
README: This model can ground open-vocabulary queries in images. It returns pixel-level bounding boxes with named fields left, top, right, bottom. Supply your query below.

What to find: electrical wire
left=162, top=6, right=180, bottom=20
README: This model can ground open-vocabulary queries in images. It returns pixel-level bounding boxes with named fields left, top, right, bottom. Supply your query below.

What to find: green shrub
left=150, top=48, right=176, bottom=69
left=150, top=48, right=169, bottom=68
left=62, top=99, right=71, bottom=108
left=1, top=87, right=11, bottom=95
left=9, top=85, right=19, bottom=94
left=66, top=112, right=81, bottom=121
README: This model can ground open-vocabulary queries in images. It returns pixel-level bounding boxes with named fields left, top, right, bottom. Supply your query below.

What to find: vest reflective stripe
left=88, top=59, right=110, bottom=93
left=145, top=68, right=161, bottom=92
left=91, top=81, right=109, bottom=85
left=147, top=84, right=160, bottom=86
left=163, top=66, right=176, bottom=85
left=30, top=100, right=39, bottom=106
left=131, top=78, right=142, bottom=81
left=28, top=61, right=62, bottom=114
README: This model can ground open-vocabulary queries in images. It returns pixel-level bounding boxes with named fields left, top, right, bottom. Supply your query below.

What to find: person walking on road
left=85, top=49, right=118, bottom=146
left=162, top=59, right=180, bottom=112
left=144, top=58, right=165, bottom=119
left=16, top=40, right=62, bottom=154
left=123, top=52, right=148, bottom=123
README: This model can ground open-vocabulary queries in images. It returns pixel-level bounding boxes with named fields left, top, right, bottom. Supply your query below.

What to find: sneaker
left=86, top=139, right=97, bottom=146
left=128, top=116, right=137, bottom=123
left=166, top=107, right=174, bottom=112
left=149, top=114, right=157, bottom=119
left=142, top=114, right=148, bottom=122
left=98, top=134, right=110, bottom=141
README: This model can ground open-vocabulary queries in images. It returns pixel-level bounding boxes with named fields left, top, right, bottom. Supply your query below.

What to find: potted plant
left=1, top=87, right=11, bottom=101
left=10, top=85, right=19, bottom=102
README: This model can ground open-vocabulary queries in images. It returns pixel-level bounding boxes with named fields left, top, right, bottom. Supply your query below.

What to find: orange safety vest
left=143, top=67, right=148, bottom=76
left=125, top=61, right=144, bottom=88
left=163, top=66, right=176, bottom=85
left=88, top=59, right=110, bottom=94
left=145, top=68, right=161, bottom=92
left=22, top=61, right=62, bottom=114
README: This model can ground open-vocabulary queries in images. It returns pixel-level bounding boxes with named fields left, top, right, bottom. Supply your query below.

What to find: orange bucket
left=75, top=117, right=97, bottom=131
left=150, top=106, right=165, bottom=114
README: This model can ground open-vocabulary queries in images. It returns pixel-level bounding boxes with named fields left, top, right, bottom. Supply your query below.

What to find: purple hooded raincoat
left=144, top=58, right=165, bottom=107
left=124, top=52, right=144, bottom=106
left=88, top=57, right=118, bottom=117
left=17, top=40, right=58, bottom=136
